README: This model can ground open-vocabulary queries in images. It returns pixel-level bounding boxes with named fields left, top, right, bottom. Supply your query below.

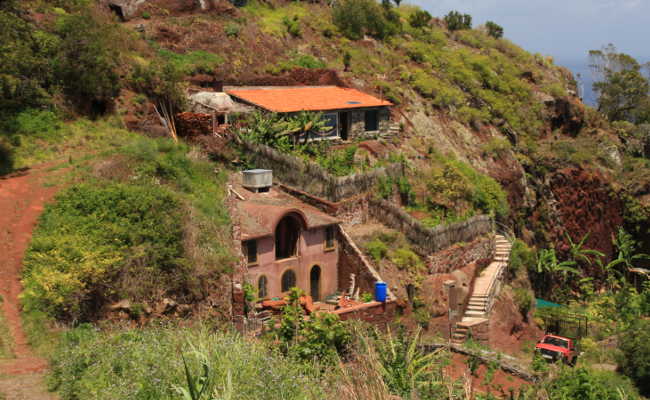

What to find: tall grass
left=48, top=324, right=326, bottom=400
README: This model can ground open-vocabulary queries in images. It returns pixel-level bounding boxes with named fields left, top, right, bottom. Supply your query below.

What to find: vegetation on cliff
left=1, top=0, right=650, bottom=398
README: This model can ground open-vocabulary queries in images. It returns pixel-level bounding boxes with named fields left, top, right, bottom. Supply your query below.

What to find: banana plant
left=564, top=232, right=605, bottom=266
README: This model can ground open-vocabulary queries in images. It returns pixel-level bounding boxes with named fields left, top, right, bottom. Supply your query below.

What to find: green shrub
left=513, top=288, right=533, bottom=320
left=22, top=182, right=185, bottom=320
left=0, top=4, right=59, bottom=113
left=408, top=9, right=431, bottom=29
left=0, top=137, right=13, bottom=175
left=481, top=137, right=512, bottom=157
left=316, top=146, right=357, bottom=176
left=544, top=367, right=641, bottom=399
left=449, top=159, right=509, bottom=218
left=141, top=11, right=150, bottom=19
left=509, top=239, right=536, bottom=274
left=332, top=0, right=400, bottom=40
left=282, top=15, right=301, bottom=37
left=617, top=319, right=650, bottom=396
left=53, top=12, right=121, bottom=113
left=390, top=248, right=421, bottom=271
left=224, top=22, right=240, bottom=37
left=158, top=49, right=223, bottom=75
left=444, top=11, right=472, bottom=31
left=485, top=21, right=503, bottom=39
left=412, top=73, right=466, bottom=109
left=270, top=52, right=327, bottom=74
left=275, top=288, right=351, bottom=364
left=366, top=238, right=388, bottom=261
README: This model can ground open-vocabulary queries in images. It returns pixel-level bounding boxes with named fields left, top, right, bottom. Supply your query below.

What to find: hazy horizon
left=409, top=0, right=650, bottom=105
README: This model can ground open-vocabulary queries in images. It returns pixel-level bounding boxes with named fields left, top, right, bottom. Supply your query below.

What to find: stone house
left=233, top=170, right=340, bottom=300
left=226, top=86, right=392, bottom=141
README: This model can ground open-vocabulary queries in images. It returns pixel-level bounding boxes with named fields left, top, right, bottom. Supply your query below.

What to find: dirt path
left=0, top=165, right=61, bottom=399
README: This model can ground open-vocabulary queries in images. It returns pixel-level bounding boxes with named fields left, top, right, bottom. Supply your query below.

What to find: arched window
left=258, top=276, right=268, bottom=299
left=281, top=269, right=296, bottom=293
left=275, top=215, right=301, bottom=259
left=310, top=265, right=321, bottom=301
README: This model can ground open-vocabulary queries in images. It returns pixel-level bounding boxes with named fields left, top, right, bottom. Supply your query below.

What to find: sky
left=409, top=0, right=650, bottom=104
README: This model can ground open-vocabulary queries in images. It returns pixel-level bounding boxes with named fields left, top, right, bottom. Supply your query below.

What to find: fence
left=240, top=141, right=404, bottom=202
left=368, top=198, right=494, bottom=255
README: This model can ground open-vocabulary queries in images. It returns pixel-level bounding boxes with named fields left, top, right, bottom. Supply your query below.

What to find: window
left=281, top=269, right=296, bottom=293
left=364, top=110, right=379, bottom=131
left=258, top=275, right=268, bottom=298
left=244, top=240, right=257, bottom=265
left=275, top=215, right=300, bottom=260
left=310, top=266, right=321, bottom=301
left=325, top=226, right=336, bottom=249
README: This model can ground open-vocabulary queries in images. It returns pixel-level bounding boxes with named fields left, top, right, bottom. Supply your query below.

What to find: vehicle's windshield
left=543, top=336, right=569, bottom=348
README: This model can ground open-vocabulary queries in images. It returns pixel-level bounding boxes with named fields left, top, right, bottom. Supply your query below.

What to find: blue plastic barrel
left=375, top=281, right=387, bottom=302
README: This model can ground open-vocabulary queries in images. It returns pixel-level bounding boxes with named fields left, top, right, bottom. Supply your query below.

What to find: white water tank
left=242, top=169, right=273, bottom=192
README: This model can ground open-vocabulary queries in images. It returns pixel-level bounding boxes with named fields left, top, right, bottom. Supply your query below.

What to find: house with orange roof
left=226, top=86, right=393, bottom=141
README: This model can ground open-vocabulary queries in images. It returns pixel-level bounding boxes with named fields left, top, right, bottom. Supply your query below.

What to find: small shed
left=226, top=86, right=392, bottom=141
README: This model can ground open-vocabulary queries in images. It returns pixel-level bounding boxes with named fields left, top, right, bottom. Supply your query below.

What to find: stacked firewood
left=174, top=112, right=212, bottom=137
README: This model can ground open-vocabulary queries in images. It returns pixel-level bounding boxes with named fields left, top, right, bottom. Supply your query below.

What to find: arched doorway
left=281, top=269, right=296, bottom=293
left=275, top=215, right=301, bottom=259
left=310, top=265, right=321, bottom=301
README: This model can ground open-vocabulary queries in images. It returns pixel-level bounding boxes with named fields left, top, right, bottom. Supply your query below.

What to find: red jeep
left=535, top=334, right=578, bottom=365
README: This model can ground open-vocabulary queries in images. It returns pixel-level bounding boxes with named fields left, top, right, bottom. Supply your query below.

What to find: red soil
left=444, top=353, right=531, bottom=398
left=0, top=165, right=61, bottom=376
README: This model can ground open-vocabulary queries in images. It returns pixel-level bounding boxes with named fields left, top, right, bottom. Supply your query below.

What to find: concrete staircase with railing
left=452, top=234, right=511, bottom=344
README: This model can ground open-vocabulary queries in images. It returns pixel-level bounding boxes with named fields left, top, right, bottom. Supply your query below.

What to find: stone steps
left=451, top=234, right=511, bottom=344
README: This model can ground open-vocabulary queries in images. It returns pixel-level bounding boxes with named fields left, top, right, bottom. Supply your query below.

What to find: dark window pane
left=325, top=226, right=335, bottom=248
left=281, top=269, right=296, bottom=292
left=364, top=110, right=379, bottom=131
left=276, top=215, right=300, bottom=259
left=244, top=240, right=257, bottom=264
left=258, top=276, right=267, bottom=298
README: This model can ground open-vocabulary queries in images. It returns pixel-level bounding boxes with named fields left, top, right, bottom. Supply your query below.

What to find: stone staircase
left=452, top=234, right=511, bottom=344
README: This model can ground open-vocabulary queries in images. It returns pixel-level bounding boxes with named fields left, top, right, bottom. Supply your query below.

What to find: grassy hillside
left=9, top=114, right=235, bottom=323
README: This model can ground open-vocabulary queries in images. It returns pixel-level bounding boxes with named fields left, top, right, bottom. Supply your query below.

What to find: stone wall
left=334, top=301, right=398, bottom=325
left=242, top=141, right=404, bottom=202
left=368, top=198, right=494, bottom=256
left=336, top=226, right=392, bottom=299
left=348, top=107, right=391, bottom=140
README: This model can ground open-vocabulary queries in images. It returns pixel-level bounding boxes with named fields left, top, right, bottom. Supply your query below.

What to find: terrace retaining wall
left=368, top=198, right=494, bottom=256
left=241, top=141, right=404, bottom=202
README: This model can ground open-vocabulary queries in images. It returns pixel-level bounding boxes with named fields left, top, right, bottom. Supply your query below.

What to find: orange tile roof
left=226, top=86, right=392, bottom=113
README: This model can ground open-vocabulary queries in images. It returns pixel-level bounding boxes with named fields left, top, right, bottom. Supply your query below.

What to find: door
left=339, top=112, right=349, bottom=140
left=310, top=265, right=321, bottom=301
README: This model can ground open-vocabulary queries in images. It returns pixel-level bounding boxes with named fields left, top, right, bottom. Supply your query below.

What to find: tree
left=332, top=0, right=400, bottom=40
left=618, top=319, right=650, bottom=396
left=53, top=12, right=122, bottom=115
left=131, top=61, right=186, bottom=143
left=408, top=10, right=431, bottom=29
left=589, top=44, right=650, bottom=123
left=444, top=11, right=472, bottom=31
left=485, top=21, right=503, bottom=39
left=0, top=3, right=57, bottom=113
